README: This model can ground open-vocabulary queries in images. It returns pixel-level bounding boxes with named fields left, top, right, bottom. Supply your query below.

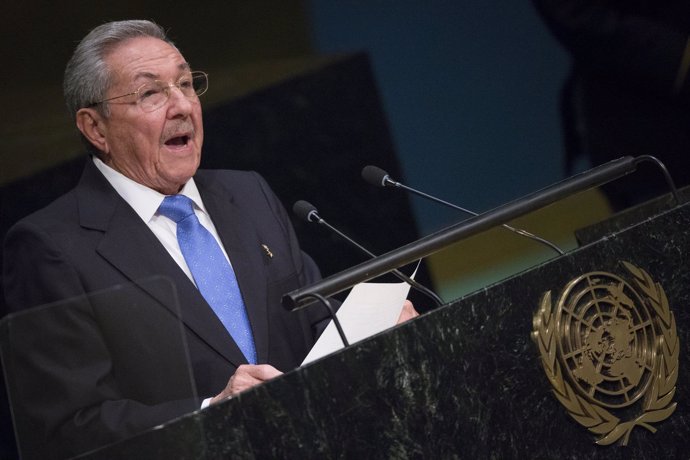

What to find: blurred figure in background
left=533, top=1, right=690, bottom=210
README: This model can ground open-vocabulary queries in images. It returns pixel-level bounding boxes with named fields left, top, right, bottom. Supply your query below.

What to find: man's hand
left=209, top=302, right=417, bottom=406
left=210, top=364, right=283, bottom=405
left=396, top=300, right=420, bottom=324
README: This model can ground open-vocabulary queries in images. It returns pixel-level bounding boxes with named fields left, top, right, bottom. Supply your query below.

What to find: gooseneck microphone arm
left=284, top=156, right=644, bottom=311
left=305, top=292, right=349, bottom=347
left=634, top=155, right=680, bottom=205
left=293, top=200, right=444, bottom=308
left=362, top=165, right=565, bottom=256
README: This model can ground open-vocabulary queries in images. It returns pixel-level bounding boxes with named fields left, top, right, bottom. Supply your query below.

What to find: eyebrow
left=132, top=63, right=192, bottom=82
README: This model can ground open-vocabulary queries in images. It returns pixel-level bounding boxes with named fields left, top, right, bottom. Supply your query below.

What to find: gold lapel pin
left=261, top=244, right=273, bottom=259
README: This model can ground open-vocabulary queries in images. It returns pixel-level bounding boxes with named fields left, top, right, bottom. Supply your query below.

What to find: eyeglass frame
left=86, top=70, right=208, bottom=112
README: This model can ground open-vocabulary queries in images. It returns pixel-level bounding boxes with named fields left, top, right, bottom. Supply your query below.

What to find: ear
left=76, top=108, right=109, bottom=154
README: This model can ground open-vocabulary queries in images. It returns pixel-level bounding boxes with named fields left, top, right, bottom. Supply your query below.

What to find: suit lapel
left=196, top=175, right=270, bottom=364
left=76, top=161, right=248, bottom=368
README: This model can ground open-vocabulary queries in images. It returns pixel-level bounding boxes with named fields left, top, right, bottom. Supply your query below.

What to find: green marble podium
left=71, top=193, right=689, bottom=459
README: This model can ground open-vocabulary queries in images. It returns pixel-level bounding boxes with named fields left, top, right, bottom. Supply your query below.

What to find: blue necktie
left=158, top=195, right=257, bottom=364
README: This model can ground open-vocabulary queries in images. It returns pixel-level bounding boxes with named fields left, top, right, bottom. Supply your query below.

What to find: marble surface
left=576, top=186, right=690, bottom=245
left=82, top=202, right=690, bottom=459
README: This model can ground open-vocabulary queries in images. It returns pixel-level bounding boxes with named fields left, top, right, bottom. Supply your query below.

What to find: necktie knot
left=159, top=195, right=195, bottom=223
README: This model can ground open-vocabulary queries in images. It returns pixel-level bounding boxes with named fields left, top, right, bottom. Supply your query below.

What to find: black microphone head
left=293, top=200, right=320, bottom=223
left=361, top=165, right=391, bottom=187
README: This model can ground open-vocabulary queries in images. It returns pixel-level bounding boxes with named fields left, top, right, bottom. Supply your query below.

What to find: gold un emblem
left=532, top=261, right=679, bottom=446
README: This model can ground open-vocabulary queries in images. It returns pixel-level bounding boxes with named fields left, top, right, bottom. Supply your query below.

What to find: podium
left=68, top=189, right=689, bottom=458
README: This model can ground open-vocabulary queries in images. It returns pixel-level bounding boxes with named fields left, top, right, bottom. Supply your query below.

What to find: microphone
left=362, top=165, right=565, bottom=256
left=293, top=200, right=444, bottom=307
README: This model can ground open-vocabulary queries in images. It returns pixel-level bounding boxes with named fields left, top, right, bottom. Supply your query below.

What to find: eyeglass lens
left=139, top=72, right=208, bottom=112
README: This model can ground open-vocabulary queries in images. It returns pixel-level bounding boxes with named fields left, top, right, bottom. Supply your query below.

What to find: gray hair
left=63, top=20, right=174, bottom=154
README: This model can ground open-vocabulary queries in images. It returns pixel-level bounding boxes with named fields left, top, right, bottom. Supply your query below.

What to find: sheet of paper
left=301, top=280, right=412, bottom=365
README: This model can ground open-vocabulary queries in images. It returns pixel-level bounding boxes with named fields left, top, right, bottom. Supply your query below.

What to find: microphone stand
left=294, top=201, right=445, bottom=308
left=284, top=156, right=648, bottom=311
left=382, top=175, right=565, bottom=256
left=305, top=293, right=349, bottom=347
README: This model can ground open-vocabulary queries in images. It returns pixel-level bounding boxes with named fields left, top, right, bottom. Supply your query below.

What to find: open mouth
left=164, top=135, right=190, bottom=147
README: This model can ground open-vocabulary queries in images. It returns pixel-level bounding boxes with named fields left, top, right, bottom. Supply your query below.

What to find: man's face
left=96, top=36, right=204, bottom=194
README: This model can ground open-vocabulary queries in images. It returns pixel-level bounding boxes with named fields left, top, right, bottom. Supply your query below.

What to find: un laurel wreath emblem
left=532, top=261, right=679, bottom=446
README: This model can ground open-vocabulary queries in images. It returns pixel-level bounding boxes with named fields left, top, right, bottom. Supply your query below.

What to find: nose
left=166, top=86, right=195, bottom=117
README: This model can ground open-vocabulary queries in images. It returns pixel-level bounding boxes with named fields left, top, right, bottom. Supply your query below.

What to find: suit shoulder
left=196, top=168, right=262, bottom=183
left=195, top=169, right=272, bottom=195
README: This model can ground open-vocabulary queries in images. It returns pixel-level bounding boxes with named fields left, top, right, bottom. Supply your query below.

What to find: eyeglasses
left=87, top=71, right=208, bottom=112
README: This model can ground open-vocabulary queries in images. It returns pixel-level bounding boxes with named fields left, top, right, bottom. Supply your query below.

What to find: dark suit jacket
left=2, top=160, right=327, bottom=459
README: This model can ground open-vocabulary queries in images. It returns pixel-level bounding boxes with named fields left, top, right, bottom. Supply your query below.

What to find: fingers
left=211, top=364, right=283, bottom=404
left=396, top=300, right=420, bottom=324
left=230, top=364, right=283, bottom=394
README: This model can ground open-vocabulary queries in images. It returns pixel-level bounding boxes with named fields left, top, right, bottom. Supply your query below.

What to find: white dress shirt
left=93, top=157, right=234, bottom=285
left=93, top=157, right=231, bottom=408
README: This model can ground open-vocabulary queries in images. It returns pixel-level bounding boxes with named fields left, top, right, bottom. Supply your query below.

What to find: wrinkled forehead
left=105, top=36, right=189, bottom=87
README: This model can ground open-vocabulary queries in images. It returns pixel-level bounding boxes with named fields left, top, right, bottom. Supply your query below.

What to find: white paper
left=300, top=280, right=412, bottom=365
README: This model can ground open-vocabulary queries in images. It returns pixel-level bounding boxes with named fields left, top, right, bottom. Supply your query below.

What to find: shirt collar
left=92, top=156, right=207, bottom=222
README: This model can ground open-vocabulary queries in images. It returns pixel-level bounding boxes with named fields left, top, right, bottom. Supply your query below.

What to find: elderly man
left=2, top=19, right=417, bottom=459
